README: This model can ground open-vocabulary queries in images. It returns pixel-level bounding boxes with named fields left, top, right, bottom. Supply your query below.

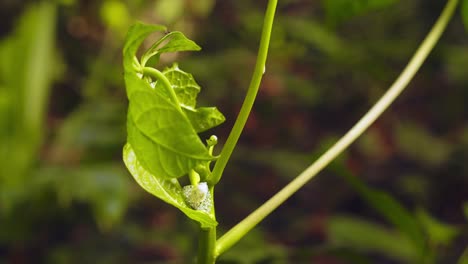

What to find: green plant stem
left=142, top=67, right=180, bottom=109
left=198, top=227, right=216, bottom=264
left=215, top=0, right=458, bottom=257
left=209, top=0, right=278, bottom=185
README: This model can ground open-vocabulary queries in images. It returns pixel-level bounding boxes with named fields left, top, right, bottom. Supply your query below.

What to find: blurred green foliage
left=0, top=0, right=467, bottom=263
left=0, top=2, right=57, bottom=210
left=462, top=0, right=468, bottom=31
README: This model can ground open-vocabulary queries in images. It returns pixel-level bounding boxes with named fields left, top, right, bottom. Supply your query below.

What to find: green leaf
left=141, top=31, right=201, bottom=67
left=126, top=73, right=213, bottom=179
left=122, top=22, right=166, bottom=74
left=184, top=107, right=225, bottom=133
left=122, top=23, right=224, bottom=226
left=123, top=24, right=216, bottom=180
left=327, top=215, right=418, bottom=262
left=161, top=65, right=225, bottom=132
left=162, top=64, right=200, bottom=107
left=123, top=144, right=217, bottom=228
left=100, top=0, right=130, bottom=34
left=462, top=0, right=468, bottom=32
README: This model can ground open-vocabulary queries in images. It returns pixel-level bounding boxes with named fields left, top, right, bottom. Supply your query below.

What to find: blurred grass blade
left=335, top=167, right=426, bottom=255
left=327, top=215, right=418, bottom=262
left=0, top=1, right=57, bottom=208
left=462, top=0, right=468, bottom=31
left=324, top=0, right=399, bottom=26
left=415, top=208, right=460, bottom=247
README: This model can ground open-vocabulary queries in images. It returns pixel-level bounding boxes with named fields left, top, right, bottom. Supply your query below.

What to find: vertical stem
left=197, top=185, right=217, bottom=264
left=209, top=0, right=278, bottom=185
left=197, top=225, right=216, bottom=263
left=215, top=0, right=459, bottom=257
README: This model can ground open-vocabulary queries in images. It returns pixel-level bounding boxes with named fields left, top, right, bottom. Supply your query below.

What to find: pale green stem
left=209, top=0, right=278, bottom=185
left=142, top=66, right=181, bottom=110
left=215, top=0, right=458, bottom=257
left=197, top=227, right=217, bottom=264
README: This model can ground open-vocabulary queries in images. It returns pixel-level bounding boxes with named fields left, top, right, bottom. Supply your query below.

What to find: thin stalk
left=215, top=0, right=458, bottom=257
left=142, top=67, right=181, bottom=109
left=210, top=0, right=278, bottom=185
left=197, top=227, right=216, bottom=264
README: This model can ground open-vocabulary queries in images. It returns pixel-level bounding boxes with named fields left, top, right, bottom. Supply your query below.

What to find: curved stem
left=142, top=66, right=180, bottom=109
left=215, top=0, right=458, bottom=257
left=209, top=0, right=278, bottom=185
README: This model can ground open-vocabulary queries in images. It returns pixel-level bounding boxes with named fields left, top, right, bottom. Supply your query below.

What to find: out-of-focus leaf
left=336, top=167, right=426, bottom=255
left=123, top=144, right=217, bottom=228
left=443, top=46, right=468, bottom=82
left=0, top=88, right=9, bottom=137
left=218, top=228, right=287, bottom=264
left=324, top=0, right=399, bottom=26
left=21, top=163, right=132, bottom=231
left=192, top=0, right=216, bottom=17
left=395, top=122, right=452, bottom=166
left=0, top=1, right=57, bottom=209
left=154, top=0, right=184, bottom=24
left=327, top=215, right=418, bottom=262
left=416, top=208, right=460, bottom=247
left=231, top=136, right=345, bottom=180
left=141, top=31, right=201, bottom=67
left=458, top=247, right=468, bottom=264
left=58, top=0, right=75, bottom=6
left=100, top=0, right=130, bottom=34
left=396, top=174, right=429, bottom=202
left=284, top=17, right=347, bottom=59
left=462, top=0, right=468, bottom=32
left=53, top=101, right=126, bottom=152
